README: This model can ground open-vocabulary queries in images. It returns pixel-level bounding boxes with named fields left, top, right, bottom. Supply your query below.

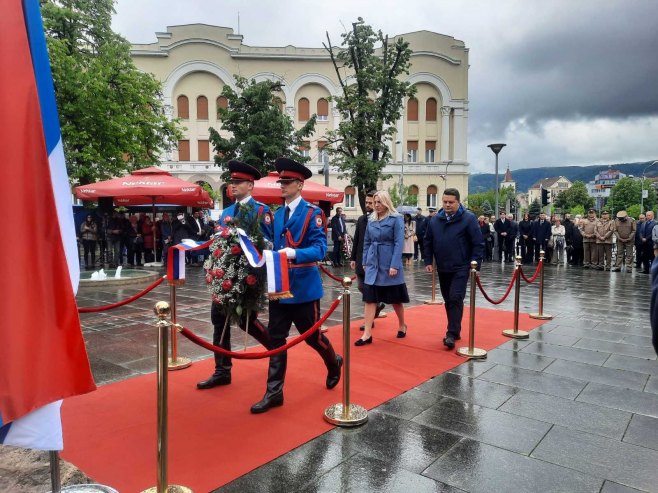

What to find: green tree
left=464, top=189, right=508, bottom=216
left=553, top=181, right=594, bottom=211
left=609, top=176, right=656, bottom=214
left=323, top=18, right=416, bottom=213
left=388, top=185, right=417, bottom=207
left=42, top=0, right=181, bottom=185
left=209, top=76, right=316, bottom=180
left=529, top=198, right=542, bottom=217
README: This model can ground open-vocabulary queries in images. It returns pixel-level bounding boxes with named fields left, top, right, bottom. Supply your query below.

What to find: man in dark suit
left=493, top=212, right=511, bottom=262
left=642, top=210, right=656, bottom=274
left=635, top=213, right=646, bottom=270
left=413, top=208, right=428, bottom=261
left=330, top=207, right=346, bottom=266
left=506, top=213, right=518, bottom=262
left=532, top=212, right=552, bottom=261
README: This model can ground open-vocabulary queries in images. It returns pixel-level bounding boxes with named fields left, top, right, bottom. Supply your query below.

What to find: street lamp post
left=488, top=143, right=506, bottom=216
left=641, top=160, right=658, bottom=213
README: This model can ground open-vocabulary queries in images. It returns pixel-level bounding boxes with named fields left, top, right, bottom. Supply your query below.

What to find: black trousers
left=210, top=302, right=272, bottom=375
left=332, top=240, right=344, bottom=265
left=437, top=268, right=469, bottom=338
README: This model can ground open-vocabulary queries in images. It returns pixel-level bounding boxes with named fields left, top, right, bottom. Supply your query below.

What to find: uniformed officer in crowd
left=612, top=210, right=635, bottom=272
left=595, top=210, right=615, bottom=270
left=250, top=158, right=342, bottom=414
left=580, top=208, right=598, bottom=268
left=197, top=160, right=274, bottom=390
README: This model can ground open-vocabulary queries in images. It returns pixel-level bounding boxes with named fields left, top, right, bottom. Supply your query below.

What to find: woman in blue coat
left=357, top=191, right=410, bottom=346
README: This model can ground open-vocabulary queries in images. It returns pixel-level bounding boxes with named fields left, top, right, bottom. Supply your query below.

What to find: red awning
left=234, top=171, right=344, bottom=205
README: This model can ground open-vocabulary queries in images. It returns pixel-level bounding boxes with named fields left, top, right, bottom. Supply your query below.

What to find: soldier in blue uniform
left=197, top=160, right=274, bottom=390
left=250, top=158, right=343, bottom=413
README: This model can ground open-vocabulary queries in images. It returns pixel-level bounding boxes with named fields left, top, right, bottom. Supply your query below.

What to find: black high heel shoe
left=396, top=325, right=407, bottom=338
left=355, top=336, right=373, bottom=346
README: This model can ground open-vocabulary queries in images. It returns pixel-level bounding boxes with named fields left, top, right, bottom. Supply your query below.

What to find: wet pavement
left=76, top=260, right=658, bottom=493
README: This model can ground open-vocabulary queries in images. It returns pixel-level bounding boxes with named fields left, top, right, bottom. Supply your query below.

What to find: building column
left=440, top=106, right=451, bottom=161
left=452, top=106, right=468, bottom=162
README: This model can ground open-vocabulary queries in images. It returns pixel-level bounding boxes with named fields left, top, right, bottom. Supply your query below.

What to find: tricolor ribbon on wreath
left=167, top=231, right=293, bottom=299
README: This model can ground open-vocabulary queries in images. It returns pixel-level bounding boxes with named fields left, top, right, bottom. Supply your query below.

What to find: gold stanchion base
left=502, top=329, right=530, bottom=339
left=529, top=313, right=554, bottom=320
left=167, top=356, right=192, bottom=370
left=141, top=485, right=193, bottom=493
left=456, top=347, right=488, bottom=359
left=423, top=299, right=444, bottom=305
left=323, top=403, right=369, bottom=427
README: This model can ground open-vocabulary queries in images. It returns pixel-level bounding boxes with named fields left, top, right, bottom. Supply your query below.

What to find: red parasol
left=232, top=171, right=344, bottom=206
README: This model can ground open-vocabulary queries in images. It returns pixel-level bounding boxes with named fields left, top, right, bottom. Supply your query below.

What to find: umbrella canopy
left=233, top=171, right=344, bottom=206
left=74, top=167, right=213, bottom=207
left=396, top=205, right=418, bottom=215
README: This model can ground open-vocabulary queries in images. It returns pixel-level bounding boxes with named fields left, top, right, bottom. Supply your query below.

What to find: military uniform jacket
left=219, top=197, right=273, bottom=242
left=615, top=219, right=636, bottom=243
left=579, top=218, right=597, bottom=243
left=595, top=219, right=614, bottom=244
left=273, top=198, right=326, bottom=304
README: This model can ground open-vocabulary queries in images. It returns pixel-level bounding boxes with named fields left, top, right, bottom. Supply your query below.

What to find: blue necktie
left=284, top=206, right=290, bottom=223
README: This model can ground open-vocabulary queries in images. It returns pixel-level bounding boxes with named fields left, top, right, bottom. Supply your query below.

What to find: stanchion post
left=424, top=258, right=444, bottom=305
left=324, top=277, right=368, bottom=427
left=167, top=283, right=191, bottom=370
left=141, top=302, right=192, bottom=493
left=529, top=249, right=553, bottom=320
left=49, top=451, right=60, bottom=493
left=457, top=261, right=487, bottom=359
left=502, top=256, right=529, bottom=339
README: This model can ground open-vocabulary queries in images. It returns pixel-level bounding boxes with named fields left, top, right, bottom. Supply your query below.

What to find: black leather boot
left=197, top=326, right=232, bottom=389
left=251, top=353, right=286, bottom=414
left=318, top=345, right=343, bottom=389
left=197, top=372, right=231, bottom=389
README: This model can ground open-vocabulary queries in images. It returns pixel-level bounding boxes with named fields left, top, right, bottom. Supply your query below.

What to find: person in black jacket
left=350, top=191, right=385, bottom=328
left=330, top=207, right=346, bottom=266
left=413, top=208, right=428, bottom=261
left=478, top=216, right=492, bottom=261
left=570, top=216, right=584, bottom=266
left=506, top=213, right=518, bottom=261
left=563, top=213, right=575, bottom=264
left=423, top=188, right=484, bottom=350
left=494, top=212, right=511, bottom=262
left=532, top=212, right=552, bottom=262
left=519, top=212, right=534, bottom=264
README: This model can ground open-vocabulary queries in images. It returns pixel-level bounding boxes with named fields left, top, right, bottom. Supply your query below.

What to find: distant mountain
left=468, top=161, right=658, bottom=195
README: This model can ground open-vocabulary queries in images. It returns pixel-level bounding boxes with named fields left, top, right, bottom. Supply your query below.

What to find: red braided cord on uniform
left=319, top=264, right=357, bottom=282
left=78, top=276, right=166, bottom=313
left=476, top=270, right=517, bottom=305
left=178, top=296, right=341, bottom=359
left=520, top=262, right=542, bottom=284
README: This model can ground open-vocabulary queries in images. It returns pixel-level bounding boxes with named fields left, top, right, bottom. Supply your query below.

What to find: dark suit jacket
left=494, top=218, right=511, bottom=238
left=350, top=213, right=368, bottom=277
left=331, top=214, right=346, bottom=242
left=532, top=219, right=552, bottom=246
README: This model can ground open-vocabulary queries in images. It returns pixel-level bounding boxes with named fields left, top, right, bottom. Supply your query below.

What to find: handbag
left=547, top=238, right=554, bottom=248
left=412, top=234, right=418, bottom=242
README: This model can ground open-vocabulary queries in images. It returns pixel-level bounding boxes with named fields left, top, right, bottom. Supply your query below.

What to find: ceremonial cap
left=588, top=208, right=596, bottom=213
left=228, top=160, right=261, bottom=182
left=616, top=210, right=628, bottom=218
left=274, top=157, right=312, bottom=182
left=428, top=207, right=437, bottom=213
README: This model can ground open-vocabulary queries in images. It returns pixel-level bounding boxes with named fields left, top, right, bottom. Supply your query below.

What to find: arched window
left=298, top=97, right=310, bottom=121
left=317, top=141, right=329, bottom=165
left=177, top=95, right=189, bottom=119
left=425, top=141, right=436, bottom=162
left=196, top=96, right=208, bottom=120
left=426, top=98, right=437, bottom=121
left=426, top=185, right=438, bottom=208
left=344, top=186, right=355, bottom=208
left=216, top=96, right=228, bottom=119
left=407, top=97, right=418, bottom=121
left=409, top=185, right=419, bottom=197
left=317, top=98, right=329, bottom=121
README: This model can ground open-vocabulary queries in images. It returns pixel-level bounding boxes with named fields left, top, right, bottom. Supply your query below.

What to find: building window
left=425, top=141, right=436, bottom=162
left=408, top=185, right=419, bottom=199
left=298, top=98, right=310, bottom=121
left=198, top=140, right=209, bottom=161
left=177, top=95, right=189, bottom=119
left=345, top=186, right=355, bottom=208
left=407, top=141, right=418, bottom=163
left=216, top=96, right=228, bottom=119
left=300, top=141, right=310, bottom=158
left=426, top=98, right=437, bottom=121
left=197, top=96, right=208, bottom=120
left=427, top=185, right=438, bottom=208
left=317, top=98, right=329, bottom=121
left=317, top=141, right=329, bottom=164
left=407, top=97, right=418, bottom=121
left=178, top=140, right=190, bottom=161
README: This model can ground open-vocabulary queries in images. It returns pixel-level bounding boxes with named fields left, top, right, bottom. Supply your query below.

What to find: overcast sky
left=112, top=0, right=658, bottom=174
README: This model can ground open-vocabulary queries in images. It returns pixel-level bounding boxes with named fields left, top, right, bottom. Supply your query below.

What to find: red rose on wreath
left=222, top=279, right=233, bottom=291
left=230, top=244, right=241, bottom=255
left=213, top=248, right=222, bottom=258
left=221, top=229, right=231, bottom=238
left=214, top=268, right=224, bottom=278
left=246, top=274, right=257, bottom=286
left=206, top=274, right=213, bottom=284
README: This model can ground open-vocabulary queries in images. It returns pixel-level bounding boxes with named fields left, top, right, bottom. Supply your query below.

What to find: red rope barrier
left=78, top=276, right=166, bottom=313
left=178, top=296, right=342, bottom=359
left=319, top=264, right=357, bottom=282
left=476, top=270, right=517, bottom=305
left=520, top=262, right=542, bottom=284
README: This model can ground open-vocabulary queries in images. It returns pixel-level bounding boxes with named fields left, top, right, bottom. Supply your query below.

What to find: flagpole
left=49, top=451, right=61, bottom=493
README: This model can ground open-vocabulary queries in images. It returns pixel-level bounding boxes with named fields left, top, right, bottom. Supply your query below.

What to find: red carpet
left=61, top=304, right=545, bottom=492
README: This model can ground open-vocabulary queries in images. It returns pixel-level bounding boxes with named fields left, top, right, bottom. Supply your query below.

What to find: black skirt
left=362, top=283, right=410, bottom=304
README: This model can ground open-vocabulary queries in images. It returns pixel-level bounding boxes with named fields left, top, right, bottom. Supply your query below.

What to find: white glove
left=278, top=247, right=296, bottom=259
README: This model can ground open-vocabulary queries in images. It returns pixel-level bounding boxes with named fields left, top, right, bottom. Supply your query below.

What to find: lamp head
left=488, top=143, right=506, bottom=155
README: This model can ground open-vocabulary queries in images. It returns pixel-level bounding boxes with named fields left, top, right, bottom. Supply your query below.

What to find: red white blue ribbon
left=237, top=228, right=292, bottom=299
left=167, top=239, right=212, bottom=282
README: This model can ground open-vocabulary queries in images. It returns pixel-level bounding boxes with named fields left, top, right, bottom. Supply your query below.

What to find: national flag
left=236, top=229, right=292, bottom=299
left=0, top=0, right=96, bottom=450
left=167, top=239, right=212, bottom=282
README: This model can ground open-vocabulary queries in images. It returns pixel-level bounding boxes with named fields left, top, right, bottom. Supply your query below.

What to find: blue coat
left=362, top=214, right=405, bottom=286
left=219, top=197, right=273, bottom=242
left=423, top=206, right=484, bottom=272
left=273, top=198, right=327, bottom=304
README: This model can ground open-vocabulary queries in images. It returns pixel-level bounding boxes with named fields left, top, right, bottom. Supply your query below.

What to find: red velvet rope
left=178, top=296, right=342, bottom=359
left=319, top=264, right=357, bottom=282
left=78, top=276, right=166, bottom=313
left=476, top=270, right=517, bottom=305
left=520, top=262, right=542, bottom=284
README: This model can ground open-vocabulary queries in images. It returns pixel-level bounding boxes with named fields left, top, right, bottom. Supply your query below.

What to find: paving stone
left=521, top=341, right=610, bottom=365
left=448, top=360, right=497, bottom=378
left=577, top=383, right=658, bottom=417
left=574, top=338, right=658, bottom=360
left=526, top=330, right=579, bottom=346
left=600, top=481, right=646, bottom=493
left=499, top=390, right=631, bottom=439
left=623, top=413, right=658, bottom=451
left=416, top=372, right=518, bottom=409
left=621, top=334, right=655, bottom=347
left=413, top=397, right=551, bottom=454
left=543, top=359, right=648, bottom=390
left=604, top=354, right=658, bottom=376
left=378, top=389, right=443, bottom=421
left=483, top=348, right=555, bottom=371
left=478, top=364, right=587, bottom=399
left=549, top=326, right=625, bottom=342
left=532, top=426, right=658, bottom=492
left=497, top=338, right=533, bottom=351
left=645, top=375, right=658, bottom=395
left=423, top=439, right=603, bottom=493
